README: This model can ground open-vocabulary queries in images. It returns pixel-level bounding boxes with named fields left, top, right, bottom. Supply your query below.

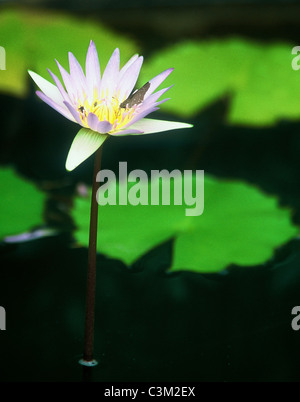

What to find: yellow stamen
left=77, top=94, right=137, bottom=133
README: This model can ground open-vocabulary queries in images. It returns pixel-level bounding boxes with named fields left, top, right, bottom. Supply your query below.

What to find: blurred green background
left=1, top=0, right=300, bottom=382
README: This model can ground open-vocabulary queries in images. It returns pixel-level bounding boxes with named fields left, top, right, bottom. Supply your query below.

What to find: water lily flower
left=28, top=41, right=192, bottom=171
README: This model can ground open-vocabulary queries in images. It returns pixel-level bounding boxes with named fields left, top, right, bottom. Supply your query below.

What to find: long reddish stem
left=79, top=145, right=103, bottom=366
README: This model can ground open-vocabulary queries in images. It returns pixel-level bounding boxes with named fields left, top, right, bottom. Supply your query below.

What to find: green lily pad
left=73, top=174, right=298, bottom=272
left=0, top=8, right=138, bottom=97
left=139, top=39, right=300, bottom=126
left=0, top=168, right=45, bottom=238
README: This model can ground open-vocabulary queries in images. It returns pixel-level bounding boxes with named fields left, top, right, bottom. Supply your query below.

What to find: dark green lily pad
left=0, top=168, right=45, bottom=238
left=139, top=39, right=300, bottom=126
left=0, top=8, right=138, bottom=98
left=73, top=174, right=298, bottom=272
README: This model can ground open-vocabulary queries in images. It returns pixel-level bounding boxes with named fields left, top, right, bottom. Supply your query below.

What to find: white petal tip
left=65, top=160, right=76, bottom=172
left=65, top=149, right=84, bottom=171
left=128, top=118, right=193, bottom=135
left=28, top=70, right=38, bottom=80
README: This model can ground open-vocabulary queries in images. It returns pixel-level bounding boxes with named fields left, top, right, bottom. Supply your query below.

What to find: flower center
left=77, top=95, right=136, bottom=133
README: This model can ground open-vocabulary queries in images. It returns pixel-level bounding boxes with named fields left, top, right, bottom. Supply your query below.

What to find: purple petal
left=141, top=85, right=173, bottom=109
left=68, top=52, right=88, bottom=98
left=28, top=70, right=65, bottom=108
left=97, top=120, right=113, bottom=133
left=144, top=68, right=174, bottom=100
left=100, top=48, right=120, bottom=97
left=4, top=228, right=56, bottom=243
left=138, top=97, right=170, bottom=114
left=119, top=54, right=139, bottom=79
left=63, top=101, right=83, bottom=125
left=117, top=56, right=143, bottom=102
left=122, top=106, right=159, bottom=129
left=47, top=68, right=70, bottom=103
left=36, top=91, right=75, bottom=121
left=85, top=40, right=101, bottom=99
left=87, top=112, right=100, bottom=131
left=56, top=60, right=77, bottom=101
